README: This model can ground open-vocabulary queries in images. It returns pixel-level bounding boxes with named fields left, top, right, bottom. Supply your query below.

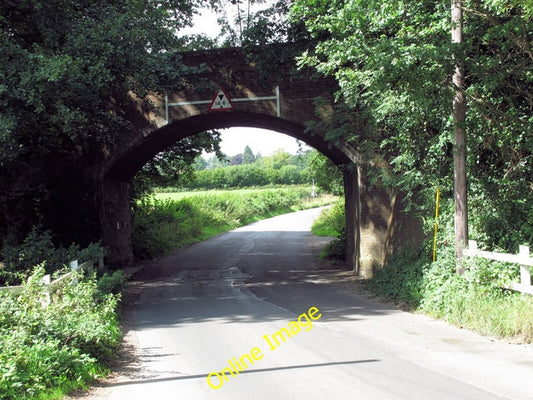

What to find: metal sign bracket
left=165, top=86, right=280, bottom=123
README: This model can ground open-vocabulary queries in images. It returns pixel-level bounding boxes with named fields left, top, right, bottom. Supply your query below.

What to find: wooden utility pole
left=452, top=0, right=468, bottom=271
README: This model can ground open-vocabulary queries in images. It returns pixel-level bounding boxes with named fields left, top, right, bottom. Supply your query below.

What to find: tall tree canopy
left=242, top=145, right=256, bottom=164
left=291, top=0, right=533, bottom=250
left=0, top=0, right=219, bottom=243
left=211, top=0, right=309, bottom=46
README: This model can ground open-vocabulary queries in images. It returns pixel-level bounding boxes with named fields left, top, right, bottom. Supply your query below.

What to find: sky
left=213, top=128, right=309, bottom=157
left=183, top=4, right=309, bottom=157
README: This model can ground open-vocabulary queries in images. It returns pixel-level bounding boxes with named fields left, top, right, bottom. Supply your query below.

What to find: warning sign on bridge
left=209, top=87, right=233, bottom=112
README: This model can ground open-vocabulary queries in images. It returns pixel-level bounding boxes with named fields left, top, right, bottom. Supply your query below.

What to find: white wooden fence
left=0, top=258, right=104, bottom=303
left=464, top=240, right=533, bottom=295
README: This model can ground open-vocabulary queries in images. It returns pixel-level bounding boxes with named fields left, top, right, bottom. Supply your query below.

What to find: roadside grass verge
left=365, top=245, right=533, bottom=343
left=311, top=204, right=533, bottom=342
left=311, top=199, right=346, bottom=260
left=0, top=268, right=126, bottom=399
left=132, top=186, right=338, bottom=259
left=311, top=198, right=344, bottom=237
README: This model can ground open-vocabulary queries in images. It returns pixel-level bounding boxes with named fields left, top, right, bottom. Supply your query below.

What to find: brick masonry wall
left=164, top=45, right=337, bottom=133
left=98, top=44, right=423, bottom=272
left=359, top=181, right=424, bottom=276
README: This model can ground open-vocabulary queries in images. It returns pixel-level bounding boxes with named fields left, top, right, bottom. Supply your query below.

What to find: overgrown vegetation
left=365, top=243, right=533, bottom=342
left=311, top=200, right=346, bottom=261
left=132, top=187, right=337, bottom=259
left=311, top=200, right=345, bottom=237
left=0, top=0, right=221, bottom=246
left=1, top=1, right=532, bottom=386
left=312, top=198, right=533, bottom=342
left=0, top=236, right=125, bottom=398
left=292, top=0, right=532, bottom=253
left=0, top=229, right=104, bottom=286
left=0, top=267, right=125, bottom=399
left=292, top=0, right=533, bottom=340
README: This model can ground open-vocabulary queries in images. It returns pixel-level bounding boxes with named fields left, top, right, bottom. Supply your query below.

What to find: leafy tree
left=292, top=0, right=453, bottom=188
left=461, top=1, right=533, bottom=249
left=206, top=154, right=230, bottom=169
left=193, top=155, right=209, bottom=171
left=241, top=0, right=310, bottom=46
left=212, top=0, right=310, bottom=46
left=230, top=153, right=244, bottom=165
left=134, top=131, right=224, bottom=194
left=242, top=145, right=256, bottom=164
left=0, top=0, right=212, bottom=244
left=260, top=149, right=292, bottom=170
left=291, top=0, right=533, bottom=250
left=305, top=150, right=343, bottom=195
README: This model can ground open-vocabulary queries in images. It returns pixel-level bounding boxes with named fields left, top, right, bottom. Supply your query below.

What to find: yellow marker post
left=432, top=187, right=441, bottom=262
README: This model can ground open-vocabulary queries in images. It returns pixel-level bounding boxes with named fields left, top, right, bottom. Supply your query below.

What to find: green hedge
left=188, top=164, right=309, bottom=189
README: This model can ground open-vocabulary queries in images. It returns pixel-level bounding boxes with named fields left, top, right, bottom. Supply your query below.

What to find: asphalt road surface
left=70, top=207, right=533, bottom=400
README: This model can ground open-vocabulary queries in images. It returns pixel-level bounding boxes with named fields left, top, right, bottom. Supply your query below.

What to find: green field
left=133, top=186, right=338, bottom=259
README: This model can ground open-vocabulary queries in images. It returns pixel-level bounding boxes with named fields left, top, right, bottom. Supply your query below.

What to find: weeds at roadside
left=311, top=199, right=346, bottom=261
left=0, top=268, right=124, bottom=399
left=132, top=187, right=337, bottom=260
left=365, top=245, right=533, bottom=343
left=311, top=203, right=533, bottom=342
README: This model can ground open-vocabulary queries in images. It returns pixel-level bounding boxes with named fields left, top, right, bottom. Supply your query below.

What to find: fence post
left=70, top=260, right=79, bottom=284
left=41, top=274, right=51, bottom=307
left=519, top=245, right=531, bottom=286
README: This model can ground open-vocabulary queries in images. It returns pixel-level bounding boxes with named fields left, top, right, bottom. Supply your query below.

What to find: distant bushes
left=187, top=164, right=309, bottom=189
left=132, top=187, right=337, bottom=259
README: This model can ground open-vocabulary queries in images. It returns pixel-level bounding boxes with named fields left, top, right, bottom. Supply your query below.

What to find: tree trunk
left=452, top=0, right=468, bottom=272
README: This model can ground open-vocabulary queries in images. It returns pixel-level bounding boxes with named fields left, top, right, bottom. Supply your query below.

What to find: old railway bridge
left=96, top=44, right=422, bottom=278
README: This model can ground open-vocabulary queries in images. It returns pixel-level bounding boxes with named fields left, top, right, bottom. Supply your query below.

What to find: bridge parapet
left=163, top=46, right=333, bottom=124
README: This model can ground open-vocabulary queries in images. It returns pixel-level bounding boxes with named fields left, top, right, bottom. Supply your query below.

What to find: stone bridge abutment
left=97, top=45, right=423, bottom=277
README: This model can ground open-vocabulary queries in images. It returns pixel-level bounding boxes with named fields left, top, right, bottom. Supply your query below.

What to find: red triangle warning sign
left=209, top=86, right=233, bottom=112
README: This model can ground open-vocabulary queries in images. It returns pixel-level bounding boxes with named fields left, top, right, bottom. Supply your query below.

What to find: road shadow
left=101, top=358, right=381, bottom=388
left=126, top=229, right=400, bottom=329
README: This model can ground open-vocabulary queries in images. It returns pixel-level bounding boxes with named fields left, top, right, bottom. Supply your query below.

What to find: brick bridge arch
left=97, top=45, right=422, bottom=277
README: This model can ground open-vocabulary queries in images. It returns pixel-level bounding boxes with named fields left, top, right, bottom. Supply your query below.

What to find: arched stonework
left=95, top=45, right=423, bottom=277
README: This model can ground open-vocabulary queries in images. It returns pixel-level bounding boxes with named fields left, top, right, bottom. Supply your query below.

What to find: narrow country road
left=70, top=207, right=533, bottom=400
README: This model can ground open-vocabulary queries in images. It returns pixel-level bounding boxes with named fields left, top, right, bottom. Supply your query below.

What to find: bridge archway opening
left=98, top=44, right=423, bottom=277
left=100, top=110, right=364, bottom=273
left=106, top=111, right=353, bottom=181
